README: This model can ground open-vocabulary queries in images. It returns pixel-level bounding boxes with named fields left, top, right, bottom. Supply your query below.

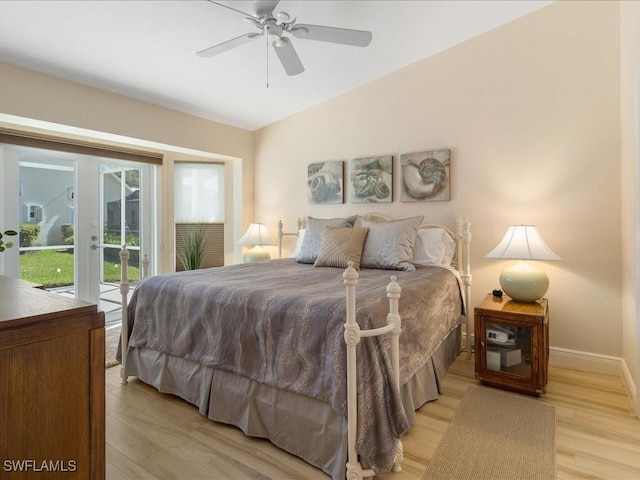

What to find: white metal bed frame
left=118, top=215, right=471, bottom=480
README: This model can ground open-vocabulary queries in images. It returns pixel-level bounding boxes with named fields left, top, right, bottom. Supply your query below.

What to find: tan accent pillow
left=295, top=216, right=359, bottom=264
left=313, top=227, right=369, bottom=270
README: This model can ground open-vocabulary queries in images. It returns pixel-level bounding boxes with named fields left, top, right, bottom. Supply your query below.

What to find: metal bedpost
left=343, top=262, right=404, bottom=479
left=119, top=245, right=130, bottom=384
left=343, top=262, right=363, bottom=480
left=386, top=276, right=403, bottom=472
left=142, top=254, right=150, bottom=279
left=461, top=218, right=472, bottom=358
left=278, top=218, right=304, bottom=259
left=278, top=220, right=284, bottom=259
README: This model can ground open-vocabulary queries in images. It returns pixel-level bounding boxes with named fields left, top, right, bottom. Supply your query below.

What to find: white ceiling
left=0, top=1, right=553, bottom=131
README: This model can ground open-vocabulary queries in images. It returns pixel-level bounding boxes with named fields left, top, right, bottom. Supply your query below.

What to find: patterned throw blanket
left=127, top=259, right=463, bottom=473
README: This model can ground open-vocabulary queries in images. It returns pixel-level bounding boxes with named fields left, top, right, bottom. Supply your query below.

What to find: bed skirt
left=124, top=326, right=461, bottom=479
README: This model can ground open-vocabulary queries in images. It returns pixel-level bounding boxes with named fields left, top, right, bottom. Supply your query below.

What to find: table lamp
left=237, top=223, right=277, bottom=262
left=485, top=225, right=561, bottom=302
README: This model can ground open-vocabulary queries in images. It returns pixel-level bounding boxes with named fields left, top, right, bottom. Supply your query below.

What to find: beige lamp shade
left=486, top=225, right=561, bottom=302
left=237, top=223, right=277, bottom=262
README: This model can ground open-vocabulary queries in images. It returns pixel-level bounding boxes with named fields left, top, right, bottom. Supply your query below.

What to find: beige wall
left=620, top=0, right=640, bottom=398
left=0, top=61, right=255, bottom=268
left=0, top=1, right=631, bottom=370
left=254, top=1, right=623, bottom=357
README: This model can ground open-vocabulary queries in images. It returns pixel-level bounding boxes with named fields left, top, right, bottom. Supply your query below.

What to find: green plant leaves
left=0, top=229, right=18, bottom=252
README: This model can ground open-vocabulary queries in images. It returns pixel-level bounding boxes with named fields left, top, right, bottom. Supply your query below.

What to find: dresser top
left=0, top=275, right=98, bottom=329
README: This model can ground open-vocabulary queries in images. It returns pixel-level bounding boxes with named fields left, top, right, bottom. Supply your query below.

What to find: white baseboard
left=550, top=346, right=637, bottom=408
left=465, top=335, right=638, bottom=411
left=549, top=346, right=622, bottom=375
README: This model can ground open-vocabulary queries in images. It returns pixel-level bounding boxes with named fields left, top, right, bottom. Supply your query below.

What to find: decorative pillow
left=296, top=216, right=358, bottom=264
left=413, top=228, right=456, bottom=266
left=290, top=229, right=306, bottom=258
left=360, top=216, right=424, bottom=272
left=314, top=227, right=369, bottom=269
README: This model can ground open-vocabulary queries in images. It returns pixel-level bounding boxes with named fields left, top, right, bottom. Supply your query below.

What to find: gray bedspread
left=126, top=259, right=463, bottom=474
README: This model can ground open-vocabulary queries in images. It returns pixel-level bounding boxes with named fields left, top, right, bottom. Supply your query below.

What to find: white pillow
left=291, top=229, right=306, bottom=258
left=412, top=228, right=456, bottom=266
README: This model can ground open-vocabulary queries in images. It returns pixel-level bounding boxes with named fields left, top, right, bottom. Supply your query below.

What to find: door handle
left=90, top=244, right=103, bottom=250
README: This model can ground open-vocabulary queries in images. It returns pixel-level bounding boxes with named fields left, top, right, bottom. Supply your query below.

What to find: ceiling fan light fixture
left=274, top=37, right=288, bottom=48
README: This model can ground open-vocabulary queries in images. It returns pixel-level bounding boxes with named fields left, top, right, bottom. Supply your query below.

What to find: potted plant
left=177, top=224, right=208, bottom=271
left=0, top=229, right=18, bottom=252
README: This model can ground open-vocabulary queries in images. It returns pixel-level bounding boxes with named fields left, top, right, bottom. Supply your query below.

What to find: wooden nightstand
left=474, top=293, right=549, bottom=396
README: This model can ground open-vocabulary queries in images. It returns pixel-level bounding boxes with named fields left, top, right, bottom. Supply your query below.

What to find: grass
left=19, top=249, right=140, bottom=288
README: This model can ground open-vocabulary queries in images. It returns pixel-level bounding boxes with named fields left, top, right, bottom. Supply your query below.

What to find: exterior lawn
left=19, top=249, right=140, bottom=288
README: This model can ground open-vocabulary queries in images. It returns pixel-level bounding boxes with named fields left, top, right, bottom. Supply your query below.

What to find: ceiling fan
left=197, top=0, right=373, bottom=76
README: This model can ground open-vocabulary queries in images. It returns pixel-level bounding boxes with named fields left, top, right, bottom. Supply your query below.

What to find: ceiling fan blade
left=197, top=32, right=261, bottom=57
left=291, top=24, right=372, bottom=47
left=272, top=38, right=304, bottom=76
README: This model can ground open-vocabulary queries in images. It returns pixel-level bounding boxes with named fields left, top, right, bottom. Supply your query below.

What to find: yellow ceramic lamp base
left=499, top=260, right=549, bottom=302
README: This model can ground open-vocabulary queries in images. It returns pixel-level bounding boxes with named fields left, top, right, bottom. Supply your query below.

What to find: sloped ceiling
left=0, top=1, right=553, bottom=131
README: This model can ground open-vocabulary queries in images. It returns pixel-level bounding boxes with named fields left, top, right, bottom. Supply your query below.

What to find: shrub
left=60, top=224, right=74, bottom=245
left=20, top=224, right=40, bottom=247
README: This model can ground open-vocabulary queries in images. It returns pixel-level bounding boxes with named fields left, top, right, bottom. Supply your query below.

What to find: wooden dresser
left=0, top=275, right=105, bottom=479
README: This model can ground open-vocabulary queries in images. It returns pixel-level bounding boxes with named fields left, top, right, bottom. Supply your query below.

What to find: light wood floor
left=106, top=356, right=640, bottom=479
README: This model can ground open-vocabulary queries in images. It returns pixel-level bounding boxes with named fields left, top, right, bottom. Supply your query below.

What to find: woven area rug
left=105, top=326, right=121, bottom=369
left=422, top=386, right=556, bottom=480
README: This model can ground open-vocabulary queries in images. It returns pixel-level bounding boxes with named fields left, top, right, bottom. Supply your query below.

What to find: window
left=174, top=163, right=224, bottom=222
left=174, top=163, right=225, bottom=270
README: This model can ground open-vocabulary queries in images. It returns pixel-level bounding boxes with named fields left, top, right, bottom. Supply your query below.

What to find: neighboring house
left=18, top=162, right=73, bottom=246
left=105, top=176, right=139, bottom=235
left=16, top=167, right=137, bottom=246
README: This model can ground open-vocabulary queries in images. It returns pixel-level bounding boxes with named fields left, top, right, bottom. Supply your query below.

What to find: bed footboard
left=343, top=261, right=403, bottom=479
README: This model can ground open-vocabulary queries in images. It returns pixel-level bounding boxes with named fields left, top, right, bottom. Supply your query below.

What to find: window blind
left=0, top=127, right=163, bottom=165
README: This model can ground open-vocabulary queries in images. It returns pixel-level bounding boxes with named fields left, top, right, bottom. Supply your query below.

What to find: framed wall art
left=400, top=149, right=450, bottom=202
left=349, top=155, right=393, bottom=203
left=307, top=161, right=344, bottom=204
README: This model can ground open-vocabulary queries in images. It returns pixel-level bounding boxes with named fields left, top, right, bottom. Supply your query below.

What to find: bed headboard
left=277, top=213, right=471, bottom=288
left=277, top=213, right=472, bottom=357
left=277, top=218, right=303, bottom=260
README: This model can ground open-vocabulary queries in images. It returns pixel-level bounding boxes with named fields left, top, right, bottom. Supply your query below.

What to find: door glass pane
left=100, top=166, right=142, bottom=317
left=18, top=158, right=76, bottom=293
left=486, top=322, right=532, bottom=378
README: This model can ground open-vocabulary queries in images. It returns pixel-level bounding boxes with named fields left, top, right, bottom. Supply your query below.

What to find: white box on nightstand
left=500, top=348, right=522, bottom=367
left=487, top=350, right=501, bottom=371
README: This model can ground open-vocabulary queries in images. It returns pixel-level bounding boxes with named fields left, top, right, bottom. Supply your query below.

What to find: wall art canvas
left=400, top=149, right=450, bottom=202
left=349, top=155, right=393, bottom=203
left=307, top=161, right=344, bottom=204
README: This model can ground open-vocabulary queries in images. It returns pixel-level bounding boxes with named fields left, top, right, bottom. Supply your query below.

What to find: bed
left=118, top=214, right=472, bottom=479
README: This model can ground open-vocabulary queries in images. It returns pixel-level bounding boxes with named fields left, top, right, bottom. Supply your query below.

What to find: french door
left=0, top=145, right=155, bottom=322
